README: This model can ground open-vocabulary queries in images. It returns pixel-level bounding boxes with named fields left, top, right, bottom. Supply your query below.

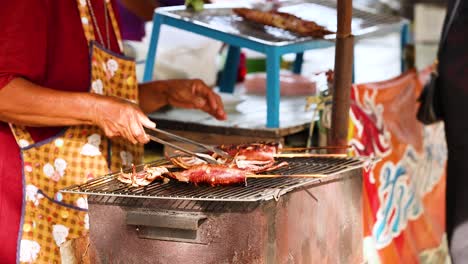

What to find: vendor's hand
left=164, top=79, right=227, bottom=120
left=91, top=95, right=156, bottom=144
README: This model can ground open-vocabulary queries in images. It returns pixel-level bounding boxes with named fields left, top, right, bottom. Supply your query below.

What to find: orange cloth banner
left=348, top=68, right=449, bottom=263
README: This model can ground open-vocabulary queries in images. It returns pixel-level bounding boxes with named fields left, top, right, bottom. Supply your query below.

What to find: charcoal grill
left=61, top=156, right=364, bottom=202
left=62, top=156, right=366, bottom=264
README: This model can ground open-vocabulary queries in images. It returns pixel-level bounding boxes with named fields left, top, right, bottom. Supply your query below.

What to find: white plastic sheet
left=141, top=24, right=223, bottom=86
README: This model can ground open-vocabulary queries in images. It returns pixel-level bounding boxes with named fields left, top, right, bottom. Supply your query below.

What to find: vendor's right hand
left=91, top=95, right=156, bottom=144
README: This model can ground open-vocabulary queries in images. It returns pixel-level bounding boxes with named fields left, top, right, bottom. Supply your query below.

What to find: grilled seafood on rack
left=217, top=142, right=280, bottom=161
left=235, top=159, right=289, bottom=173
left=117, top=164, right=170, bottom=187
left=169, top=153, right=215, bottom=169
left=233, top=8, right=334, bottom=38
left=169, top=142, right=288, bottom=173
left=223, top=142, right=288, bottom=173
left=168, top=164, right=249, bottom=186
left=117, top=143, right=289, bottom=187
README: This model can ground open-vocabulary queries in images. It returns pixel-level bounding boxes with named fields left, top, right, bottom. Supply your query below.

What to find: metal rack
left=61, top=156, right=365, bottom=202
left=161, top=1, right=403, bottom=44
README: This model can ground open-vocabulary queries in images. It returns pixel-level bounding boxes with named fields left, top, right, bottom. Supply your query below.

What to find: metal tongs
left=144, top=127, right=230, bottom=165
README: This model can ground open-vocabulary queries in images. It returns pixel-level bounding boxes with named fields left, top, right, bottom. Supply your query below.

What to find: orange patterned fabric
left=89, top=43, right=143, bottom=171
left=106, top=1, right=124, bottom=51
left=76, top=0, right=96, bottom=43
left=11, top=1, right=143, bottom=262
left=9, top=124, right=108, bottom=263
left=348, top=69, right=449, bottom=263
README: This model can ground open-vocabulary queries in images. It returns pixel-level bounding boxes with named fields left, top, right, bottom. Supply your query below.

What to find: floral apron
left=11, top=1, right=143, bottom=262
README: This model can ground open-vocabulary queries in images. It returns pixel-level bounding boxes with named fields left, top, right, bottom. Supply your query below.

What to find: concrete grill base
left=89, top=169, right=362, bottom=264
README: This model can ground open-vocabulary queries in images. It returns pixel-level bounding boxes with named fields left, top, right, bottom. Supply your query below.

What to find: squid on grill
left=117, top=143, right=289, bottom=187
left=166, top=143, right=289, bottom=186
left=218, top=142, right=279, bottom=160
left=169, top=153, right=214, bottom=169
left=168, top=164, right=249, bottom=186
left=117, top=164, right=170, bottom=187
left=235, top=159, right=289, bottom=173
left=169, top=142, right=288, bottom=174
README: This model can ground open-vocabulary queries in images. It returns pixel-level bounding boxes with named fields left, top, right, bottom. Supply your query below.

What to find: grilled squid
left=117, top=164, right=170, bottom=187
left=233, top=8, right=333, bottom=37
left=168, top=142, right=288, bottom=174
left=170, top=155, right=208, bottom=169
left=234, top=159, right=289, bottom=173
left=169, top=164, right=249, bottom=186
left=217, top=142, right=281, bottom=160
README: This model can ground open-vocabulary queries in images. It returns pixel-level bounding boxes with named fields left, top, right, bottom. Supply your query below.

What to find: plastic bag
left=144, top=25, right=223, bottom=86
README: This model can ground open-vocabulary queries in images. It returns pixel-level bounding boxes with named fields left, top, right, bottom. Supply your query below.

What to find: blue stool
left=144, top=6, right=410, bottom=128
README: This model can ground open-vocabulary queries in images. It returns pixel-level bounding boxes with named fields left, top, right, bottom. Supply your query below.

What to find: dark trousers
left=441, top=73, right=468, bottom=263
left=446, top=146, right=468, bottom=263
left=438, top=0, right=468, bottom=262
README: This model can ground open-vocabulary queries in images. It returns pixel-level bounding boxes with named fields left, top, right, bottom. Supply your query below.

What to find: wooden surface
left=336, top=0, right=354, bottom=38
left=330, top=0, right=354, bottom=151
left=330, top=35, right=354, bottom=149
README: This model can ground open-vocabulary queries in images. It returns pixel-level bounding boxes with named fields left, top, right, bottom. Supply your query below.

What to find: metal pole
left=330, top=0, right=354, bottom=152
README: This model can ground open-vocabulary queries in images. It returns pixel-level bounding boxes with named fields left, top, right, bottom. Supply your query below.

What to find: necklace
left=86, top=0, right=110, bottom=49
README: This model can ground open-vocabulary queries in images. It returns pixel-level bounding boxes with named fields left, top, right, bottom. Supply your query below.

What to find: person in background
left=117, top=0, right=186, bottom=42
left=0, top=1, right=225, bottom=263
left=117, top=0, right=186, bottom=58
left=438, top=0, right=468, bottom=263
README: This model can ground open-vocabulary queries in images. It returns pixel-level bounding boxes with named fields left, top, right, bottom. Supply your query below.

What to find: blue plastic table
left=144, top=3, right=408, bottom=128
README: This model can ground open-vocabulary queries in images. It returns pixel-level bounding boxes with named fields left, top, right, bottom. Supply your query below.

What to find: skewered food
left=118, top=143, right=288, bottom=187
left=233, top=8, right=334, bottom=38
left=235, top=159, right=289, bottom=173
left=117, top=164, right=170, bottom=187
left=217, top=142, right=280, bottom=161
left=168, top=164, right=249, bottom=186
left=170, top=153, right=214, bottom=169
left=169, top=142, right=288, bottom=173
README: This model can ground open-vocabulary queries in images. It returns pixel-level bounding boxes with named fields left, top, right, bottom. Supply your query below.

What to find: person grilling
left=0, top=1, right=226, bottom=263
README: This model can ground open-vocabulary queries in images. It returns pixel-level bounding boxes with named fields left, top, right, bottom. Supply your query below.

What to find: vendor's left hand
left=139, top=79, right=226, bottom=120
left=165, top=79, right=226, bottom=120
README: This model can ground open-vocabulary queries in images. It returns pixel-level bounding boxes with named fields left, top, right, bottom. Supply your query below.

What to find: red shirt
left=0, top=1, right=120, bottom=262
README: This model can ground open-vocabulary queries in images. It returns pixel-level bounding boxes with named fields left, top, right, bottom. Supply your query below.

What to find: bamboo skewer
left=246, top=174, right=328, bottom=178
left=281, top=146, right=351, bottom=152
left=273, top=153, right=348, bottom=158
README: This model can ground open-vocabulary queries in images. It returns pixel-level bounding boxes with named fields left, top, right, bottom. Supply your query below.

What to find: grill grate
left=158, top=0, right=405, bottom=46
left=61, top=156, right=365, bottom=203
